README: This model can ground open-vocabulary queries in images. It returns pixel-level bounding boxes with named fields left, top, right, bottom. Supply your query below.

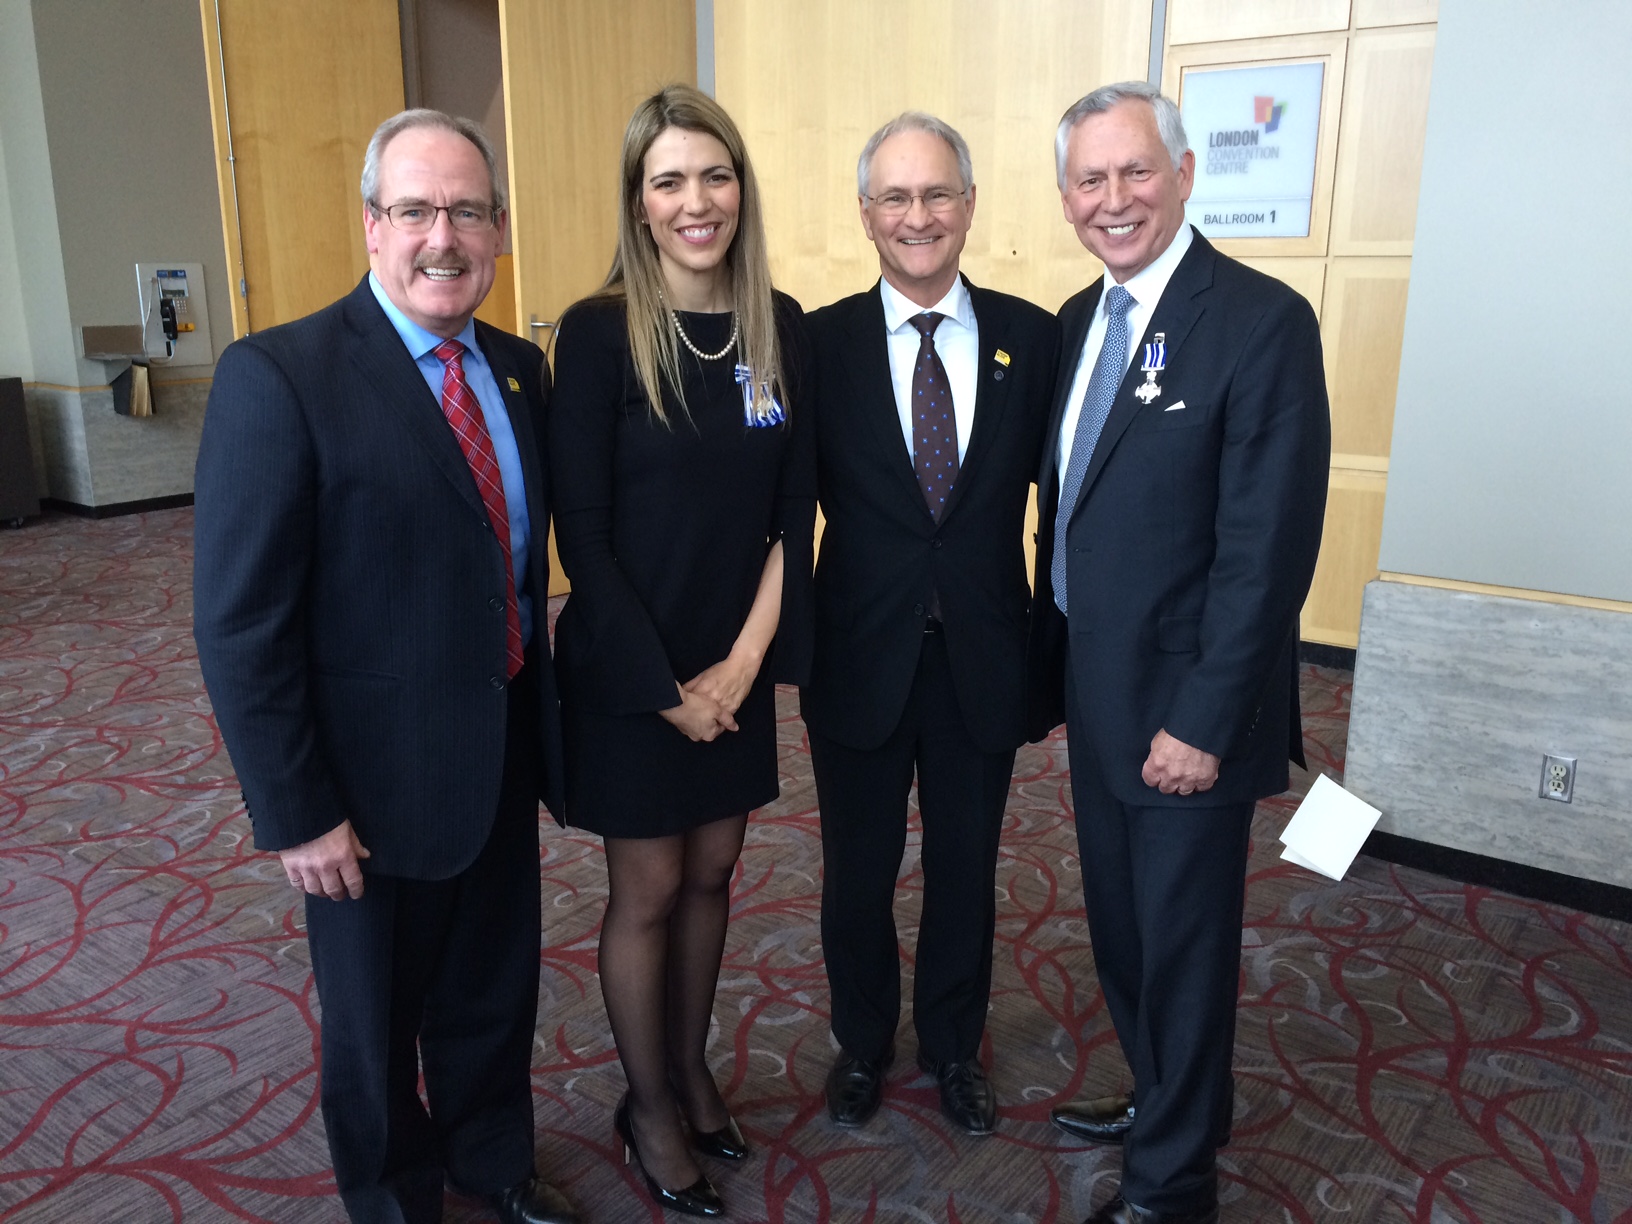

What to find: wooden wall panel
left=1235, top=257, right=1326, bottom=318
left=1321, top=256, right=1411, bottom=459
left=1168, top=0, right=1350, bottom=46
left=1301, top=468, right=1386, bottom=648
left=1163, top=35, right=1347, bottom=259
left=1354, top=0, right=1437, bottom=28
left=1329, top=27, right=1435, bottom=255
left=500, top=0, right=695, bottom=345
left=715, top=0, right=1152, bottom=314
left=204, top=0, right=403, bottom=332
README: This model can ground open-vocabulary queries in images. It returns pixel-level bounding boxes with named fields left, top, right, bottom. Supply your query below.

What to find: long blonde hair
left=599, top=84, right=781, bottom=426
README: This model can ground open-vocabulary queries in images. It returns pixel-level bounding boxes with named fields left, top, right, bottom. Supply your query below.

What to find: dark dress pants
left=305, top=670, right=543, bottom=1224
left=1065, top=664, right=1251, bottom=1216
left=811, top=628, right=1015, bottom=1065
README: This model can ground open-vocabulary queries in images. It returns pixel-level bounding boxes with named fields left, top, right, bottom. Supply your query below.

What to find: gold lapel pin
left=994, top=349, right=1011, bottom=367
left=506, top=377, right=522, bottom=392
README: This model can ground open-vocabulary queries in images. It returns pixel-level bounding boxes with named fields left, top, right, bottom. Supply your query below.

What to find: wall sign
left=1180, top=61, right=1324, bottom=239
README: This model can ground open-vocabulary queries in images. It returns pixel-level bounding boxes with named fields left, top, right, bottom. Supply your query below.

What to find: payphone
left=134, top=262, right=213, bottom=366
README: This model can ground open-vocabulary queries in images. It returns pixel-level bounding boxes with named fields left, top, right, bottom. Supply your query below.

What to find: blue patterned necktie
left=1051, top=284, right=1135, bottom=614
left=909, top=312, right=958, bottom=522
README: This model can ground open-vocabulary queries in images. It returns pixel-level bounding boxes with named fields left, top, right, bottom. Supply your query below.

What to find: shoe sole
left=1053, top=1126, right=1127, bottom=1145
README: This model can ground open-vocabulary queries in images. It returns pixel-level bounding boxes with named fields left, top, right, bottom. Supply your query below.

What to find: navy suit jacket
left=193, top=277, right=564, bottom=879
left=1027, top=234, right=1330, bottom=806
left=802, top=277, right=1060, bottom=753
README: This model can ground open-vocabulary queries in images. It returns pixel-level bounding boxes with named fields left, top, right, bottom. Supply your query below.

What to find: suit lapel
left=841, top=286, right=926, bottom=511
left=940, top=278, right=1012, bottom=522
left=1065, top=237, right=1217, bottom=521
left=343, top=280, right=487, bottom=520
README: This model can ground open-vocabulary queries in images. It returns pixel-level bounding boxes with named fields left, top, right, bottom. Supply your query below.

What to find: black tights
left=599, top=814, right=747, bottom=1190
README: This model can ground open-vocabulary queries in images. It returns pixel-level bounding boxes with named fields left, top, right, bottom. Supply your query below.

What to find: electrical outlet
left=1539, top=754, right=1576, bottom=803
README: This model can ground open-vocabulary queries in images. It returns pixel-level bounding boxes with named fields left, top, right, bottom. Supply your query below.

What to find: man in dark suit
left=1028, top=83, right=1330, bottom=1224
left=802, top=113, right=1059, bottom=1137
left=193, top=111, right=577, bottom=1224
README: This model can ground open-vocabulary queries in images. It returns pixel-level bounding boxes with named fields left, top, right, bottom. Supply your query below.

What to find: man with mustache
left=194, top=110, right=577, bottom=1224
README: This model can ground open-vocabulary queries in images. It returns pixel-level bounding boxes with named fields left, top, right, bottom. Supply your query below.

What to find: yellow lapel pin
left=506, top=377, right=522, bottom=392
left=994, top=350, right=1011, bottom=367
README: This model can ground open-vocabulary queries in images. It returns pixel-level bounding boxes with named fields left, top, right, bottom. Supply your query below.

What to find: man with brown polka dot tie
left=800, top=112, right=1061, bottom=1139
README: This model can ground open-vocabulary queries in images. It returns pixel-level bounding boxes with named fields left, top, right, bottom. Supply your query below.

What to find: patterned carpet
left=2, top=508, right=1630, bottom=1224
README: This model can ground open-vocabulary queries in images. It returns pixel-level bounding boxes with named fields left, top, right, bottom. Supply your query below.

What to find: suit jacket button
left=489, top=596, right=503, bottom=611
left=993, top=369, right=1005, bottom=381
left=913, top=603, right=925, bottom=617
left=489, top=675, right=504, bottom=689
left=932, top=539, right=943, bottom=549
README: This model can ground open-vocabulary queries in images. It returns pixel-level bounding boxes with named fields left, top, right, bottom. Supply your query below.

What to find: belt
left=923, top=616, right=943, bottom=635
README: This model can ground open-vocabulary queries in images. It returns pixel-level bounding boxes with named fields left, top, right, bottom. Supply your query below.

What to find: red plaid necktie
left=432, top=339, right=523, bottom=679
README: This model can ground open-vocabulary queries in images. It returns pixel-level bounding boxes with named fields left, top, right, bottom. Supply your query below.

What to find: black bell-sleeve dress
left=547, top=291, right=815, bottom=837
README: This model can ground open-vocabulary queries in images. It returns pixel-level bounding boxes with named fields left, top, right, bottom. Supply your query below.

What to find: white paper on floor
left=1279, top=773, right=1382, bottom=881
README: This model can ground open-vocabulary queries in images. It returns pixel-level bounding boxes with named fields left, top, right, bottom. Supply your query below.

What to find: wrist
left=728, top=641, right=767, bottom=669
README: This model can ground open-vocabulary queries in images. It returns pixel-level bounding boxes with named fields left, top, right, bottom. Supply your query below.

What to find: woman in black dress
left=549, top=85, right=813, bottom=1217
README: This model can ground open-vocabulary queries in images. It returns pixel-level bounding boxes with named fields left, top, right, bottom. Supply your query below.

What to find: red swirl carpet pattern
left=2, top=509, right=1630, bottom=1223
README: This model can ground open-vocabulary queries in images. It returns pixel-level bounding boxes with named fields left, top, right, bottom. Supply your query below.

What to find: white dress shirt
left=1057, top=222, right=1195, bottom=482
left=881, top=275, right=980, bottom=464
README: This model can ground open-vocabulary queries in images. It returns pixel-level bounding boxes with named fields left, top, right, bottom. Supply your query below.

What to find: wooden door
left=201, top=0, right=404, bottom=334
left=498, top=0, right=696, bottom=594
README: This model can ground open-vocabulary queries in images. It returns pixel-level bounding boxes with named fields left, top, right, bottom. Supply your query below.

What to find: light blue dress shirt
left=368, top=272, right=534, bottom=646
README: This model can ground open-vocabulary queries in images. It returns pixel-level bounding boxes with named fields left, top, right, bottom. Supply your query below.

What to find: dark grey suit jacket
left=193, top=277, right=564, bottom=879
left=1028, top=233, right=1330, bottom=805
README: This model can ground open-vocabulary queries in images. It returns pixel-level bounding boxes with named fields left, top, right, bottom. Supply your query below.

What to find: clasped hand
left=278, top=818, right=371, bottom=899
left=660, top=650, right=763, bottom=743
left=1141, top=728, right=1221, bottom=796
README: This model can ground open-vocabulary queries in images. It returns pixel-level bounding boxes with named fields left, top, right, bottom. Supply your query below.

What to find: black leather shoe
left=488, top=1175, right=581, bottom=1224
left=1052, top=1091, right=1135, bottom=1144
left=916, top=1051, right=997, bottom=1136
left=689, top=1115, right=750, bottom=1160
left=1084, top=1194, right=1219, bottom=1224
left=825, top=1045, right=893, bottom=1127
left=614, top=1096, right=725, bottom=1218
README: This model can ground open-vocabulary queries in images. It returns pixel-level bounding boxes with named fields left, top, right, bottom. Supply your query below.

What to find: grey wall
left=0, top=0, right=226, bottom=507
left=0, top=122, right=34, bottom=381
left=31, top=0, right=233, bottom=368
left=1347, top=0, right=1632, bottom=888
left=0, top=0, right=78, bottom=387
left=1378, top=0, right=1632, bottom=602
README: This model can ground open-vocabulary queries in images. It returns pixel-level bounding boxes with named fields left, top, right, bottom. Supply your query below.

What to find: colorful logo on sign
left=1254, top=95, right=1286, bottom=133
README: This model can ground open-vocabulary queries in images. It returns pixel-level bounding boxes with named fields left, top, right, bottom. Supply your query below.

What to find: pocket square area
left=1164, top=399, right=1187, bottom=412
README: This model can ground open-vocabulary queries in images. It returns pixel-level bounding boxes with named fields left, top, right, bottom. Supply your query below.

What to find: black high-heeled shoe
left=614, top=1096, right=725, bottom=1218
left=689, top=1115, right=750, bottom=1161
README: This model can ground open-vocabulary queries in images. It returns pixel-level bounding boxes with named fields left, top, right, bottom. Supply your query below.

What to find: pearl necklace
left=667, top=299, right=739, bottom=362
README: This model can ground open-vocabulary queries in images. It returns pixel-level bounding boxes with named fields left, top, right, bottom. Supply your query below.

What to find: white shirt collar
left=1105, top=221, right=1194, bottom=312
left=879, top=274, right=976, bottom=335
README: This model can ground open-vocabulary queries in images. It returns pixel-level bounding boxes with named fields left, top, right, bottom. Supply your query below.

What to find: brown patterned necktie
left=909, top=312, right=958, bottom=522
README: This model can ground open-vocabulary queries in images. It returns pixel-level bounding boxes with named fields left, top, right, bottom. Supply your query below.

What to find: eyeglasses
left=864, top=188, right=967, bottom=217
left=372, top=201, right=500, bottom=233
